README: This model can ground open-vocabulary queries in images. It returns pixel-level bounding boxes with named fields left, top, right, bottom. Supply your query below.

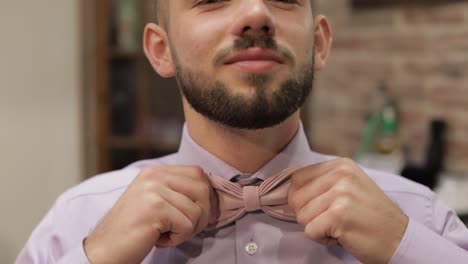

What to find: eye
left=195, top=0, right=228, bottom=6
left=272, top=0, right=300, bottom=4
left=268, top=0, right=301, bottom=9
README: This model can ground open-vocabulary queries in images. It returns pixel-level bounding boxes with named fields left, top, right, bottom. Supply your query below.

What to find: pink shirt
left=17, top=125, right=468, bottom=263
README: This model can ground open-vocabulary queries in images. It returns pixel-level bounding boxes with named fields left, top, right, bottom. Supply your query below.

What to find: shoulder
left=55, top=153, right=179, bottom=209
left=41, top=154, right=179, bottom=236
left=58, top=168, right=138, bottom=205
left=363, top=166, right=436, bottom=225
left=306, top=151, right=433, bottom=198
left=363, top=166, right=433, bottom=197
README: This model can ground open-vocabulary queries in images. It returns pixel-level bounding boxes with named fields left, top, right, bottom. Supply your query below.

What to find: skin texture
left=84, top=1, right=408, bottom=264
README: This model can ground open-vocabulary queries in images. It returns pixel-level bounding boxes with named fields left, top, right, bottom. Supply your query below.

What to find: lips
left=224, top=48, right=284, bottom=73
left=224, top=48, right=284, bottom=65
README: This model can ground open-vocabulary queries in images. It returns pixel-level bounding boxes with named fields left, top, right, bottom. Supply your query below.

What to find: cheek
left=171, top=19, right=228, bottom=71
left=283, top=22, right=314, bottom=63
left=268, top=9, right=314, bottom=65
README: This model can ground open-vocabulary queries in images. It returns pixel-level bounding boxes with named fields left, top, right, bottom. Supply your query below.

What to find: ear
left=313, top=15, right=333, bottom=72
left=143, top=23, right=176, bottom=78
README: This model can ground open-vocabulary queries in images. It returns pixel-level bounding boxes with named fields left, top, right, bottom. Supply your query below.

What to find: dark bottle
left=424, top=120, right=447, bottom=187
left=401, top=120, right=447, bottom=189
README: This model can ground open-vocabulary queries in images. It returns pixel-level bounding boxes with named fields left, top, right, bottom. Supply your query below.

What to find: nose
left=231, top=0, right=276, bottom=37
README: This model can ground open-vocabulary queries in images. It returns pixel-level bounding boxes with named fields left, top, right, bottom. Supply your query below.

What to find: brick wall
left=308, top=0, right=468, bottom=173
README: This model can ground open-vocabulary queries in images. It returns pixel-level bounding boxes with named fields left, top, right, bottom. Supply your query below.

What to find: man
left=17, top=1, right=468, bottom=263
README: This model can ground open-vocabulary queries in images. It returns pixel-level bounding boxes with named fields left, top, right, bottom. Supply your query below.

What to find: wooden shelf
left=110, top=48, right=144, bottom=61
left=82, top=0, right=184, bottom=175
left=109, top=136, right=179, bottom=152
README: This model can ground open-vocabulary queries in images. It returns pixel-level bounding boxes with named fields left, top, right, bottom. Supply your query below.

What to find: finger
left=208, top=188, right=219, bottom=226
left=154, top=202, right=195, bottom=248
left=165, top=176, right=212, bottom=230
left=156, top=184, right=204, bottom=235
left=166, top=176, right=210, bottom=204
left=289, top=171, right=342, bottom=213
left=290, top=160, right=339, bottom=190
left=304, top=209, right=339, bottom=245
left=150, top=166, right=215, bottom=230
left=149, top=165, right=212, bottom=205
left=158, top=165, right=207, bottom=182
left=291, top=158, right=358, bottom=190
left=295, top=189, right=335, bottom=226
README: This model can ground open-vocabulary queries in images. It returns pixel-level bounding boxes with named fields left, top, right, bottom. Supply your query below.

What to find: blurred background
left=1, top=0, right=468, bottom=263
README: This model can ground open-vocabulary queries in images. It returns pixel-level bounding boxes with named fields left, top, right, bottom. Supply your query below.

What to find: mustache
left=214, top=34, right=295, bottom=67
left=234, top=33, right=278, bottom=50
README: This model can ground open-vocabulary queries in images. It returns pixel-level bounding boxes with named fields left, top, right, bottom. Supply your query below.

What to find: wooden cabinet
left=86, top=0, right=183, bottom=175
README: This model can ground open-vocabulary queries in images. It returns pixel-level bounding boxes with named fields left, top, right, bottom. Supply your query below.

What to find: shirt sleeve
left=15, top=199, right=91, bottom=264
left=389, top=196, right=468, bottom=264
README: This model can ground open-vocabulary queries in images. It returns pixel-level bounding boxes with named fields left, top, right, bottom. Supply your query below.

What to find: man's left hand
left=288, top=158, right=409, bottom=264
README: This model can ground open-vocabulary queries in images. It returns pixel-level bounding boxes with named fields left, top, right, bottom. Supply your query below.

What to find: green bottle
left=376, top=98, right=399, bottom=154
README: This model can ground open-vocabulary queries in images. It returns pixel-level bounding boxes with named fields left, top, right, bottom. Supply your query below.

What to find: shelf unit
left=87, top=0, right=183, bottom=175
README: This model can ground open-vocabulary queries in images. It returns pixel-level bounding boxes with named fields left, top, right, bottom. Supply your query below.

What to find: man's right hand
left=83, top=166, right=218, bottom=264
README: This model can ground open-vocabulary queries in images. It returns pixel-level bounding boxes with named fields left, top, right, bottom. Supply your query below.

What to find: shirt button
left=245, top=242, right=258, bottom=255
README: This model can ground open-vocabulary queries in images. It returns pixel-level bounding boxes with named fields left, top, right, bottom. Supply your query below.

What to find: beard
left=173, top=34, right=315, bottom=130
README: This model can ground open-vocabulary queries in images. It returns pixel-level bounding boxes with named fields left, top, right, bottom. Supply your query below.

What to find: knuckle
left=304, top=223, right=318, bottom=240
left=333, top=165, right=352, bottom=177
left=287, top=196, right=295, bottom=210
left=288, top=190, right=300, bottom=211
left=198, top=183, right=210, bottom=194
left=190, top=166, right=206, bottom=178
left=339, top=157, right=355, bottom=166
left=329, top=218, right=344, bottom=239
left=288, top=194, right=299, bottom=211
left=143, top=165, right=163, bottom=175
left=147, top=194, right=166, bottom=210
left=296, top=210, right=309, bottom=226
left=329, top=205, right=343, bottom=220
left=289, top=178, right=300, bottom=191
left=329, top=198, right=349, bottom=222
left=337, top=196, right=351, bottom=209
left=141, top=180, right=157, bottom=193
left=139, top=167, right=153, bottom=180
left=334, top=158, right=355, bottom=172
left=140, top=167, right=166, bottom=182
left=181, top=219, right=196, bottom=235
left=152, top=217, right=169, bottom=233
left=290, top=173, right=299, bottom=182
left=155, top=173, right=170, bottom=185
left=192, top=204, right=203, bottom=220
left=332, top=182, right=352, bottom=198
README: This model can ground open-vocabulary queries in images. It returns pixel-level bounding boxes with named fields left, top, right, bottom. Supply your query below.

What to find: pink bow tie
left=207, top=168, right=300, bottom=229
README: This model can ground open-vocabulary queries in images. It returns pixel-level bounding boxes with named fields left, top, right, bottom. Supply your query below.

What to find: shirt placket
left=235, top=215, right=262, bottom=264
left=233, top=173, right=264, bottom=264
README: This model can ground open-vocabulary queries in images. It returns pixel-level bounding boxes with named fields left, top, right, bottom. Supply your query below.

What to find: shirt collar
left=176, top=123, right=323, bottom=182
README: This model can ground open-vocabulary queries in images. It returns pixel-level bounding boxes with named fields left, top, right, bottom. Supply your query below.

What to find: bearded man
left=17, top=1, right=468, bottom=263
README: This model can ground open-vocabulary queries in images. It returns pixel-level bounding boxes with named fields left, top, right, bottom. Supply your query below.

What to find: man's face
left=164, top=0, right=316, bottom=129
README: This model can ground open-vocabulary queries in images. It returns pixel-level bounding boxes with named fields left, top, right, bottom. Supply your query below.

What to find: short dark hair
left=153, top=0, right=159, bottom=23
left=152, top=0, right=168, bottom=26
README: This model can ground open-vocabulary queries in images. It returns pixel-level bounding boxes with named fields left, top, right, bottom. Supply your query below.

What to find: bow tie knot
left=207, top=167, right=301, bottom=229
left=243, top=186, right=261, bottom=212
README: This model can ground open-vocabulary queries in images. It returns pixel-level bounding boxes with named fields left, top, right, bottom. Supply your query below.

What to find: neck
left=183, top=99, right=301, bottom=173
